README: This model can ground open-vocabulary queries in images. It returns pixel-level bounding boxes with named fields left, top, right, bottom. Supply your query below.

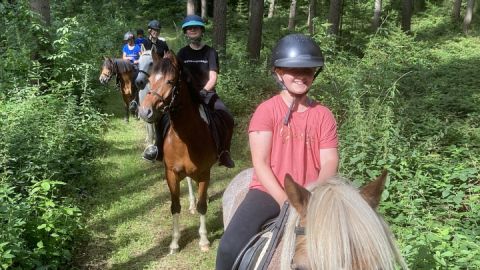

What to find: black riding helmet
left=271, top=34, right=325, bottom=125
left=148, top=20, right=161, bottom=30
left=271, top=34, right=324, bottom=72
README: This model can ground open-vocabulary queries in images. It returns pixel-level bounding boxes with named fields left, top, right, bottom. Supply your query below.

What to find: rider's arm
left=249, top=130, right=287, bottom=207
left=316, top=148, right=339, bottom=183
left=203, top=70, right=217, bottom=91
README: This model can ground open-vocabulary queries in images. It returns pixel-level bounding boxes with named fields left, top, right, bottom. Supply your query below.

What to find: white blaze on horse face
left=154, top=73, right=163, bottom=82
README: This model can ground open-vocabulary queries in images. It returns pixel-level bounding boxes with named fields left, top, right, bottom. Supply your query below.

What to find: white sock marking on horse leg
left=199, top=214, right=210, bottom=251
left=169, top=213, right=180, bottom=254
left=186, top=177, right=196, bottom=214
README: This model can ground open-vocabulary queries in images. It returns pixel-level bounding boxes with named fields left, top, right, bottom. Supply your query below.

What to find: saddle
left=232, top=202, right=290, bottom=270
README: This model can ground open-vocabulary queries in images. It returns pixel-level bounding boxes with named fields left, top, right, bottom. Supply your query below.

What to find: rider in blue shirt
left=122, top=31, right=141, bottom=65
left=135, top=29, right=145, bottom=46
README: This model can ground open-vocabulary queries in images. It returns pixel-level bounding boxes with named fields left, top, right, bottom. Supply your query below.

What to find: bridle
left=101, top=59, right=116, bottom=82
left=148, top=77, right=180, bottom=114
left=138, top=52, right=152, bottom=78
left=290, top=219, right=307, bottom=270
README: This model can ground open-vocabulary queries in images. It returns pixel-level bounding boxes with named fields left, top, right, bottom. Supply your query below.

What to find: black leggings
left=216, top=189, right=280, bottom=270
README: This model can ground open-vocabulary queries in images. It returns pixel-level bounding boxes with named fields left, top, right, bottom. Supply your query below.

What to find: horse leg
left=196, top=177, right=210, bottom=252
left=166, top=171, right=181, bottom=254
left=124, top=106, right=129, bottom=122
left=145, top=123, right=156, bottom=145
left=186, top=177, right=197, bottom=214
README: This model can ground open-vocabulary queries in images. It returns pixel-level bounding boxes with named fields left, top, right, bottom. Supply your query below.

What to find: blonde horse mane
left=280, top=176, right=408, bottom=270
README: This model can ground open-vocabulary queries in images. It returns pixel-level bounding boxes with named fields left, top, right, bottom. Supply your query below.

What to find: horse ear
left=284, top=174, right=311, bottom=216
left=360, top=170, right=388, bottom=209
left=140, top=43, right=145, bottom=54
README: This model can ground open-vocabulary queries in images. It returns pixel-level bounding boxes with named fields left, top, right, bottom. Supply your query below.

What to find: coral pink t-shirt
left=248, top=95, right=338, bottom=191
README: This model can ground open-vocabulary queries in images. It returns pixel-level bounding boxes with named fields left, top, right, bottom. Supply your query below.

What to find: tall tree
left=187, top=0, right=196, bottom=15
left=463, top=0, right=475, bottom=33
left=201, top=0, right=207, bottom=20
left=328, top=0, right=342, bottom=35
left=213, top=0, right=227, bottom=57
left=247, top=0, right=264, bottom=61
left=288, top=0, right=297, bottom=31
left=268, top=0, right=276, bottom=18
left=30, top=0, right=50, bottom=26
left=452, top=0, right=462, bottom=21
left=401, top=0, right=413, bottom=32
left=307, top=0, right=316, bottom=35
left=372, top=0, right=382, bottom=31
left=30, top=0, right=52, bottom=89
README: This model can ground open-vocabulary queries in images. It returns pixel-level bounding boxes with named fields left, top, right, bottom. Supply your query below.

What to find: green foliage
left=0, top=179, right=82, bottom=269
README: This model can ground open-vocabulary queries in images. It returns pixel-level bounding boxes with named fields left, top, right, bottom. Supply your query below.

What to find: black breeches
left=215, top=189, right=280, bottom=270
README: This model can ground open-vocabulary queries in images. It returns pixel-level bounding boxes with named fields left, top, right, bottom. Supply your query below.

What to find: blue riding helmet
left=181, top=15, right=205, bottom=31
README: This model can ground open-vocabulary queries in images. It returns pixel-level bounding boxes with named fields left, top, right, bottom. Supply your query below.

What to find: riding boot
left=219, top=150, right=235, bottom=168
left=142, top=145, right=158, bottom=162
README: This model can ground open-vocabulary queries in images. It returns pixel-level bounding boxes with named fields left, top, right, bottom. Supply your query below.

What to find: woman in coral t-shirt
left=216, top=34, right=339, bottom=270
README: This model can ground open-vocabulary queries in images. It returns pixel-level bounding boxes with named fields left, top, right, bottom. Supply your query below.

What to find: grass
left=73, top=87, right=250, bottom=269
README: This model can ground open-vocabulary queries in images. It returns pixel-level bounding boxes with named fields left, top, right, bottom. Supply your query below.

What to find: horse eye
left=167, top=80, right=174, bottom=85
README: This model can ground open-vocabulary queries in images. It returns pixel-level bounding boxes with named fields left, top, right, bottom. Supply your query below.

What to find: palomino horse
left=138, top=50, right=217, bottom=254
left=223, top=169, right=409, bottom=270
left=99, top=57, right=138, bottom=122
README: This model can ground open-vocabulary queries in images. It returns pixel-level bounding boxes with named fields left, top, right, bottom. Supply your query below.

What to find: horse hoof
left=169, top=248, right=178, bottom=255
left=200, top=244, right=209, bottom=252
left=189, top=208, right=197, bottom=215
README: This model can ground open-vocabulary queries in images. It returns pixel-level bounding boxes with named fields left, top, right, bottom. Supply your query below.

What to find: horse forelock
left=281, top=176, right=407, bottom=270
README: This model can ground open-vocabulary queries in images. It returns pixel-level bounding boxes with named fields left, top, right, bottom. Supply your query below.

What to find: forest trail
left=73, top=89, right=245, bottom=270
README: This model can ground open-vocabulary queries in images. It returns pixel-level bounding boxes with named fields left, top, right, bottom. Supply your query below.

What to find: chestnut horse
left=138, top=51, right=217, bottom=254
left=223, top=169, right=408, bottom=270
left=99, top=57, right=138, bottom=122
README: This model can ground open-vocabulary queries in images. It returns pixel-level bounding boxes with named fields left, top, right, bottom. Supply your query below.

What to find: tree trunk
left=247, top=0, right=264, bottom=61
left=401, top=0, right=412, bottom=32
left=268, top=0, right=275, bottom=18
left=463, top=0, right=475, bottom=34
left=308, top=0, right=316, bottom=35
left=328, top=0, right=342, bottom=35
left=288, top=0, right=297, bottom=31
left=187, top=0, right=196, bottom=15
left=30, top=0, right=50, bottom=26
left=371, top=0, right=382, bottom=31
left=29, top=0, right=52, bottom=90
left=201, top=0, right=207, bottom=20
left=452, top=0, right=462, bottom=21
left=213, top=0, right=227, bottom=57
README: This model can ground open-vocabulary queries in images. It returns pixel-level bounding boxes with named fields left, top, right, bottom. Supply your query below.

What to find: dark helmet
left=181, top=15, right=205, bottom=31
left=123, top=31, right=134, bottom=41
left=136, top=28, right=144, bottom=35
left=147, top=20, right=161, bottom=30
left=271, top=34, right=324, bottom=70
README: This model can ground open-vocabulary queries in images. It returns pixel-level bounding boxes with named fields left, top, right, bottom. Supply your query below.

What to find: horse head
left=135, top=45, right=154, bottom=90
left=282, top=171, right=407, bottom=270
left=138, top=50, right=181, bottom=123
left=99, top=57, right=114, bottom=84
